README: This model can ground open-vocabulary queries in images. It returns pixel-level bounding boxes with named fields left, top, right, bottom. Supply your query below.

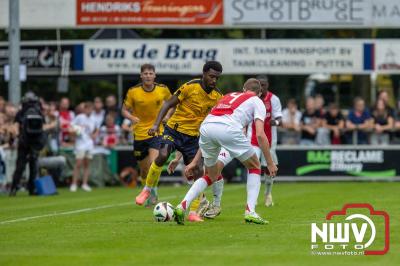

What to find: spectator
left=3, top=103, right=18, bottom=147
left=99, top=114, right=121, bottom=148
left=70, top=102, right=97, bottom=192
left=377, top=89, right=396, bottom=119
left=121, top=118, right=133, bottom=145
left=322, top=103, right=345, bottom=144
left=42, top=101, right=59, bottom=154
left=370, top=99, right=394, bottom=145
left=300, top=97, right=318, bottom=145
left=104, top=95, right=121, bottom=125
left=90, top=97, right=105, bottom=130
left=281, top=98, right=301, bottom=145
left=58, top=97, right=75, bottom=147
left=0, top=96, right=6, bottom=113
left=314, top=94, right=326, bottom=119
left=346, top=97, right=373, bottom=145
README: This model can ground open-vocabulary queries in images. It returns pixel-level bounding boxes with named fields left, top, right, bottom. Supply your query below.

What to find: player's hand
left=267, top=163, right=278, bottom=178
left=148, top=124, right=160, bottom=136
left=167, top=159, right=180, bottom=175
left=184, top=162, right=197, bottom=180
left=131, top=116, right=140, bottom=125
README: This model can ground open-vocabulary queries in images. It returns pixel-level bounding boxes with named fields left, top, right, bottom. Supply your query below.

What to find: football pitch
left=0, top=182, right=399, bottom=266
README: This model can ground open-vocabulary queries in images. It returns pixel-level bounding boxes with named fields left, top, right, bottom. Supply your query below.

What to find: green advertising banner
left=277, top=147, right=399, bottom=181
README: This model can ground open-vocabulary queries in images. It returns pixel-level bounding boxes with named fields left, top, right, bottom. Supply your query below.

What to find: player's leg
left=223, top=130, right=267, bottom=225
left=263, top=148, right=278, bottom=207
left=81, top=154, right=92, bottom=192
left=174, top=123, right=221, bottom=225
left=142, top=147, right=160, bottom=207
left=204, top=149, right=232, bottom=219
left=71, top=151, right=83, bottom=192
left=136, top=137, right=161, bottom=207
left=174, top=163, right=219, bottom=225
left=240, top=154, right=268, bottom=225
left=135, top=144, right=172, bottom=205
left=181, top=137, right=207, bottom=222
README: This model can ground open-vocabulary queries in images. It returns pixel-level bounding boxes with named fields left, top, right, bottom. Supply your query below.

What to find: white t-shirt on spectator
left=282, top=108, right=302, bottom=126
left=90, top=110, right=105, bottom=129
left=73, top=114, right=95, bottom=151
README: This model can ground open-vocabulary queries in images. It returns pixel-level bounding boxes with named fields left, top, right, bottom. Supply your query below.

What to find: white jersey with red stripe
left=200, top=91, right=266, bottom=167
left=247, top=92, right=282, bottom=148
left=203, top=91, right=266, bottom=128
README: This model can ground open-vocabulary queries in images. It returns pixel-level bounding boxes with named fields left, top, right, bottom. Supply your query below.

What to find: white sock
left=181, top=177, right=210, bottom=210
left=265, top=175, right=274, bottom=196
left=212, top=178, right=224, bottom=207
left=246, top=170, right=261, bottom=213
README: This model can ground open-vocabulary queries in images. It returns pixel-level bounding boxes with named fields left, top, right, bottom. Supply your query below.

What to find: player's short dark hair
left=256, top=75, right=269, bottom=83
left=140, top=64, right=155, bottom=73
left=203, top=61, right=223, bottom=73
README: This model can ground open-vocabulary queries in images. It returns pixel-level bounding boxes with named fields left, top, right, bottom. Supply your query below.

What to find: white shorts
left=199, top=122, right=255, bottom=167
left=218, top=146, right=278, bottom=167
left=74, top=150, right=93, bottom=160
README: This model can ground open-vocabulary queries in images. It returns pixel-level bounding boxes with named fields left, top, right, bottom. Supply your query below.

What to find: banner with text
left=83, top=39, right=367, bottom=74
left=224, top=0, right=400, bottom=28
left=76, top=0, right=223, bottom=26
left=276, top=148, right=399, bottom=180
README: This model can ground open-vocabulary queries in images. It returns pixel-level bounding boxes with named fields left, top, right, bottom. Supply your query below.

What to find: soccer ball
left=153, top=202, right=175, bottom=222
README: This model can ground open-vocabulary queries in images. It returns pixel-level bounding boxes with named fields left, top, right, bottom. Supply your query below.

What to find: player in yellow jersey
left=122, top=64, right=172, bottom=207
left=135, top=61, right=223, bottom=222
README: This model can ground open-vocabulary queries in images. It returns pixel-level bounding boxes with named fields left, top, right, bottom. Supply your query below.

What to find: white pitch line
left=0, top=185, right=244, bottom=225
left=0, top=195, right=177, bottom=225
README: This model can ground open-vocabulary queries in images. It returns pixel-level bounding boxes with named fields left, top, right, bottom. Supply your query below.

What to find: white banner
left=83, top=40, right=365, bottom=74
left=224, top=0, right=400, bottom=28
left=0, top=0, right=75, bottom=28
left=375, top=41, right=400, bottom=73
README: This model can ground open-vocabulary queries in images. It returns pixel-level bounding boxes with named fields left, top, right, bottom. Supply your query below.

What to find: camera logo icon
left=311, top=203, right=389, bottom=255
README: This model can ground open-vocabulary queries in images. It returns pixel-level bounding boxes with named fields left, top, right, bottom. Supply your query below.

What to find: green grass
left=0, top=182, right=399, bottom=266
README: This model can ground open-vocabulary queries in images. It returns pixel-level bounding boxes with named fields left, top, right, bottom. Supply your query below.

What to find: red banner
left=77, top=0, right=223, bottom=26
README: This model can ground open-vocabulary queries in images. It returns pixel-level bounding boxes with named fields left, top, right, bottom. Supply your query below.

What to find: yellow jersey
left=124, top=83, right=171, bottom=140
left=167, top=79, right=223, bottom=136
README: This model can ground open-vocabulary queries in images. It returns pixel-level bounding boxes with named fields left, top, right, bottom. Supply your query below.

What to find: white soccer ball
left=153, top=202, right=175, bottom=222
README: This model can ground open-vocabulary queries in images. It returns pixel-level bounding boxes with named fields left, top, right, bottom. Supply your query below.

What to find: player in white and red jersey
left=202, top=75, right=282, bottom=219
left=246, top=75, right=282, bottom=207
left=174, top=78, right=278, bottom=225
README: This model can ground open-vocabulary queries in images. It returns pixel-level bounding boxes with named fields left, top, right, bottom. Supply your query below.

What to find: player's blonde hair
left=243, top=78, right=262, bottom=95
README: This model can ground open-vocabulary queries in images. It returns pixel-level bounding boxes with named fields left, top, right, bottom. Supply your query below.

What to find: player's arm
left=184, top=149, right=203, bottom=178
left=167, top=151, right=183, bottom=174
left=255, top=118, right=277, bottom=177
left=270, top=116, right=282, bottom=126
left=162, top=106, right=176, bottom=125
left=270, top=97, right=283, bottom=126
left=121, top=105, right=140, bottom=124
left=148, top=95, right=179, bottom=136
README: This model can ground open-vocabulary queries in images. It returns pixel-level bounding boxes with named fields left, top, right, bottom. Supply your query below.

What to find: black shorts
left=160, top=125, right=199, bottom=165
left=133, top=136, right=161, bottom=161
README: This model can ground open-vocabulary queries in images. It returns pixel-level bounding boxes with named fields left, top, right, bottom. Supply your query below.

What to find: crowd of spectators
left=280, top=90, right=400, bottom=145
left=1, top=90, right=399, bottom=152
left=0, top=94, right=133, bottom=191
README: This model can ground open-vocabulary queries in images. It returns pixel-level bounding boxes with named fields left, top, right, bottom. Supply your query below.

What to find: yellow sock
left=145, top=162, right=163, bottom=188
left=189, top=196, right=201, bottom=213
